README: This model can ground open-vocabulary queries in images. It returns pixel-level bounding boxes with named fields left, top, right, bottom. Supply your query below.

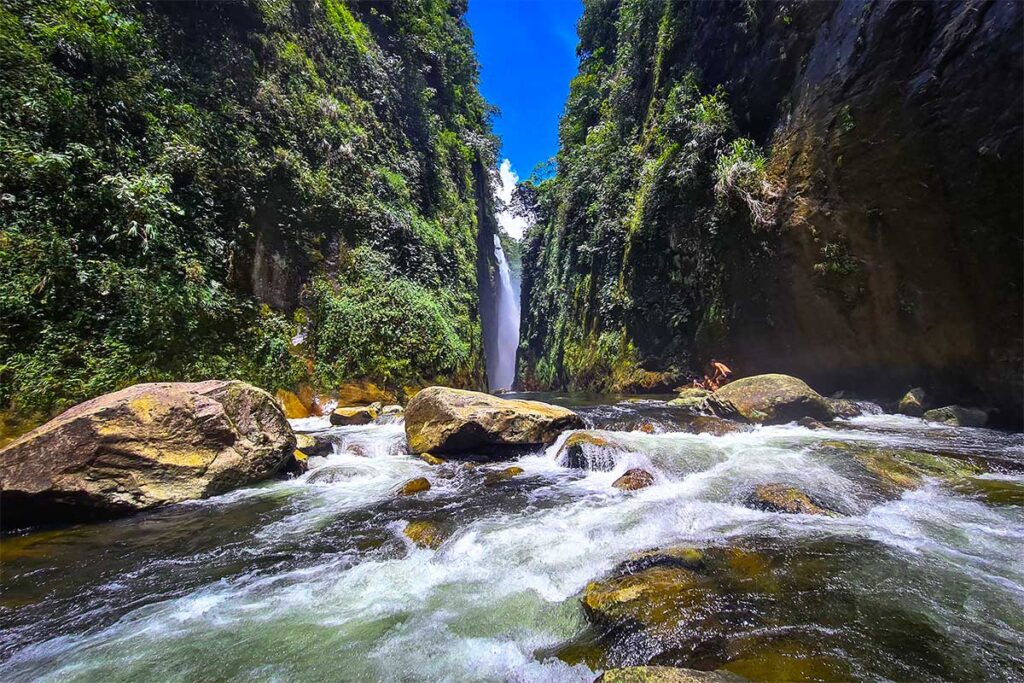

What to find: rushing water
left=2, top=396, right=1023, bottom=682
left=486, top=234, right=519, bottom=392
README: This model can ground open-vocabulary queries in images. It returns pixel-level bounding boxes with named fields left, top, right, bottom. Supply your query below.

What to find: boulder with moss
left=923, top=405, right=988, bottom=428
left=556, top=431, right=618, bottom=469
left=0, top=380, right=295, bottom=526
left=746, top=484, right=837, bottom=516
left=404, top=387, right=583, bottom=455
left=709, top=375, right=840, bottom=424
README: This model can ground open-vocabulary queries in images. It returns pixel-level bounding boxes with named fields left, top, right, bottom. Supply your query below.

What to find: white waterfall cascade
left=489, top=233, right=520, bottom=391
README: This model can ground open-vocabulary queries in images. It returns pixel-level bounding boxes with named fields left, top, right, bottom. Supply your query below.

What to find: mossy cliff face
left=519, top=0, right=1022, bottom=421
left=0, top=0, right=497, bottom=425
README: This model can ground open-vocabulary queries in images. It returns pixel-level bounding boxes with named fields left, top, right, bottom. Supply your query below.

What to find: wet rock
left=796, top=417, right=825, bottom=429
left=484, top=466, right=525, bottom=486
left=404, top=387, right=583, bottom=455
left=828, top=398, right=862, bottom=419
left=582, top=565, right=711, bottom=633
left=330, top=405, right=379, bottom=426
left=380, top=404, right=404, bottom=417
left=683, top=416, right=753, bottom=437
left=897, top=388, right=928, bottom=417
left=723, top=636, right=851, bottom=682
left=276, top=389, right=310, bottom=419
left=0, top=380, right=295, bottom=526
left=558, top=431, right=616, bottom=469
left=399, top=477, right=431, bottom=496
left=923, top=405, right=988, bottom=428
left=403, top=520, right=446, bottom=549
left=668, top=387, right=712, bottom=412
left=294, top=432, right=333, bottom=458
left=284, top=449, right=309, bottom=475
left=612, top=468, right=655, bottom=491
left=419, top=452, right=445, bottom=466
left=621, top=546, right=706, bottom=574
left=953, top=476, right=1024, bottom=506
left=853, top=448, right=982, bottom=491
left=745, top=484, right=836, bottom=516
left=709, top=375, right=836, bottom=424
left=597, top=666, right=746, bottom=683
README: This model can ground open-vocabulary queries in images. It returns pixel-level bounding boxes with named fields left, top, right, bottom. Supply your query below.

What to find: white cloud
left=494, top=158, right=530, bottom=240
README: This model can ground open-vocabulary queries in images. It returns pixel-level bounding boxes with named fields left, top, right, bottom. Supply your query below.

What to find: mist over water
left=488, top=234, right=519, bottom=391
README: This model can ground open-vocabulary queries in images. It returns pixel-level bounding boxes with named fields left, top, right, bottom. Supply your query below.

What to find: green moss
left=0, top=0, right=494, bottom=419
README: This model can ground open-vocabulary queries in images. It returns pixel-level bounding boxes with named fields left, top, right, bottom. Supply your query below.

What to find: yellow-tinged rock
left=404, top=386, right=583, bottom=455
left=276, top=389, right=310, bottom=419
left=612, top=468, right=655, bottom=491
left=582, top=565, right=711, bottom=633
left=399, top=477, right=431, bottom=496
left=404, top=520, right=447, bottom=549
left=484, top=466, right=525, bottom=486
left=746, top=483, right=837, bottom=516
left=598, top=666, right=746, bottom=683
left=330, top=405, right=378, bottom=426
left=419, top=452, right=445, bottom=466
left=0, top=380, right=295, bottom=526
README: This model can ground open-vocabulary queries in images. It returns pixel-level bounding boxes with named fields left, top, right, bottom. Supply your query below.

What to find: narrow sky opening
left=467, top=0, right=583, bottom=236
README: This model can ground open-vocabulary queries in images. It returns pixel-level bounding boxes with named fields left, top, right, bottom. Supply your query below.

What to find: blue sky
left=467, top=0, right=583, bottom=183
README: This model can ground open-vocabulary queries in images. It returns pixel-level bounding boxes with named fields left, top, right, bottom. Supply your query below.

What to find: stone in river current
left=0, top=380, right=295, bottom=526
left=708, top=374, right=839, bottom=424
left=612, top=468, right=655, bottom=491
left=746, top=483, right=837, bottom=516
left=399, top=477, right=431, bottom=496
left=404, top=386, right=583, bottom=455
left=330, top=404, right=379, bottom=426
left=596, top=666, right=746, bottom=682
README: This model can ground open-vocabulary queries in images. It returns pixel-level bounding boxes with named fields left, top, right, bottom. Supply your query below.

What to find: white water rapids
left=1, top=400, right=1022, bottom=681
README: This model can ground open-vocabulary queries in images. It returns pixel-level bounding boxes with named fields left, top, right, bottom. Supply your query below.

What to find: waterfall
left=488, top=234, right=520, bottom=391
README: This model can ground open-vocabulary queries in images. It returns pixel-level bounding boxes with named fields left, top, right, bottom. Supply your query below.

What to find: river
left=1, top=395, right=1022, bottom=681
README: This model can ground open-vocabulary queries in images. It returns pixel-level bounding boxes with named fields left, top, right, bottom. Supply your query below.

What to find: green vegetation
left=0, top=0, right=495, bottom=424
left=519, top=0, right=774, bottom=391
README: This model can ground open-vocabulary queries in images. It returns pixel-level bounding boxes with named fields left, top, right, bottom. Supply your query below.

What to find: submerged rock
left=897, top=388, right=928, bottom=417
left=852, top=448, right=983, bottom=491
left=0, top=380, right=294, bottom=526
left=330, top=405, right=379, bottom=426
left=953, top=476, right=1024, bottom=506
left=709, top=375, right=836, bottom=424
left=746, top=484, right=836, bottom=516
left=597, top=666, right=745, bottom=683
left=399, top=477, right=431, bottom=496
left=404, top=387, right=583, bottom=455
left=682, top=416, right=753, bottom=437
left=403, top=520, right=447, bottom=549
left=923, top=405, right=988, bottom=428
left=582, top=565, right=711, bottom=633
left=612, top=468, right=655, bottom=491
left=484, top=466, right=525, bottom=486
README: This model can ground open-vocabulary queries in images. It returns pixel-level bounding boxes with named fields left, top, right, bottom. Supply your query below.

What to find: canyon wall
left=0, top=0, right=498, bottom=424
left=520, top=0, right=1022, bottom=423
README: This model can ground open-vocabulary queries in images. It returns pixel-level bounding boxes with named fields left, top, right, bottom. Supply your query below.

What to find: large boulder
left=404, top=387, right=583, bottom=455
left=923, top=405, right=988, bottom=428
left=0, top=381, right=295, bottom=526
left=709, top=374, right=836, bottom=424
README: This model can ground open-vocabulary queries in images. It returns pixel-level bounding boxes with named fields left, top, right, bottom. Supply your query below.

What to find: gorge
left=1, top=1, right=1022, bottom=682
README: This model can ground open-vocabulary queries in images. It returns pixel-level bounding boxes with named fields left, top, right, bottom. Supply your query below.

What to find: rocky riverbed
left=1, top=394, right=1023, bottom=681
